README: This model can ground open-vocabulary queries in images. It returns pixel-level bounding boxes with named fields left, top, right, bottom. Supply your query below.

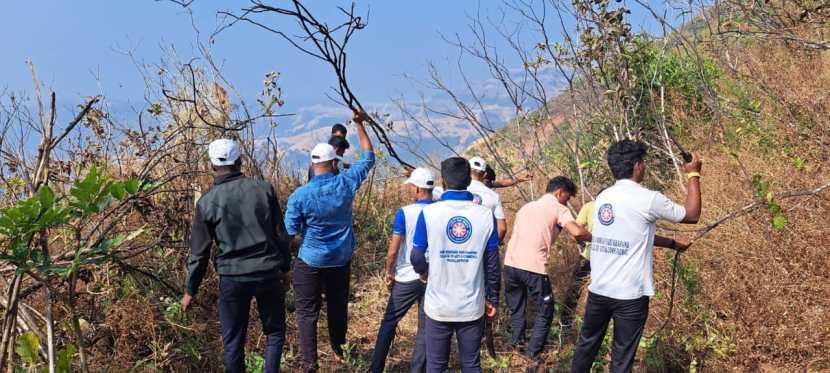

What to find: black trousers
left=292, top=259, right=351, bottom=372
left=369, top=279, right=427, bottom=373
left=218, top=276, right=286, bottom=373
left=503, top=265, right=555, bottom=358
left=425, top=316, right=484, bottom=373
left=571, top=292, right=650, bottom=373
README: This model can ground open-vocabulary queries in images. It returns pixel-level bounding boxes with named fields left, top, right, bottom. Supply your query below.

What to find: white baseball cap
left=469, top=156, right=487, bottom=172
left=404, top=167, right=436, bottom=189
left=310, top=143, right=342, bottom=164
left=208, top=139, right=240, bottom=166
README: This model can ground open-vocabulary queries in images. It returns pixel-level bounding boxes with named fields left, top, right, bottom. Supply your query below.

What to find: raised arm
left=680, top=154, right=703, bottom=224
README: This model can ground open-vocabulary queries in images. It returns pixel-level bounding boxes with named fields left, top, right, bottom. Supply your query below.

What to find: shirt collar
left=416, top=199, right=433, bottom=205
left=539, top=193, right=562, bottom=206
left=213, top=172, right=244, bottom=185
left=615, top=179, right=640, bottom=187
left=469, top=180, right=486, bottom=188
left=441, top=190, right=474, bottom=201
left=309, top=172, right=336, bottom=182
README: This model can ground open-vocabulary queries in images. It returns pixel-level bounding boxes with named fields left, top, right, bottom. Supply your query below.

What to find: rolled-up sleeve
left=650, top=192, right=686, bottom=223
left=342, top=150, right=375, bottom=192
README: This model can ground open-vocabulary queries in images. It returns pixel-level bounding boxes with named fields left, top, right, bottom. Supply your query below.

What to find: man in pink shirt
left=503, top=176, right=591, bottom=361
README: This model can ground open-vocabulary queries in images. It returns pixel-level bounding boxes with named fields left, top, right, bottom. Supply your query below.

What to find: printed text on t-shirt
left=439, top=249, right=479, bottom=263
left=591, top=236, right=631, bottom=256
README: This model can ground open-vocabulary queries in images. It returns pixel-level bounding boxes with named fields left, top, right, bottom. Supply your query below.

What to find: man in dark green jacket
left=181, top=139, right=291, bottom=373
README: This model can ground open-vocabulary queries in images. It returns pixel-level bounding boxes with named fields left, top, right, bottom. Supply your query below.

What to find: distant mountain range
left=274, top=102, right=519, bottom=169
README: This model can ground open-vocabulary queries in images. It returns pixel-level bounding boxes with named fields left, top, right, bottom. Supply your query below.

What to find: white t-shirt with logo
left=413, top=197, right=497, bottom=322
left=391, top=201, right=432, bottom=282
left=588, top=179, right=686, bottom=300
left=467, top=180, right=506, bottom=220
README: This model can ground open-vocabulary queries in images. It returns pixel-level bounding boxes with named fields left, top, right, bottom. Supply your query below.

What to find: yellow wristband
left=686, top=172, right=701, bottom=179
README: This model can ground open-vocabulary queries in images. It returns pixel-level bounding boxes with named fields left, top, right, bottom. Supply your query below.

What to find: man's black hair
left=213, top=158, right=242, bottom=173
left=331, top=123, right=348, bottom=136
left=328, top=136, right=350, bottom=151
left=485, top=165, right=496, bottom=182
left=607, top=140, right=647, bottom=180
left=441, top=157, right=472, bottom=190
left=546, top=176, right=577, bottom=195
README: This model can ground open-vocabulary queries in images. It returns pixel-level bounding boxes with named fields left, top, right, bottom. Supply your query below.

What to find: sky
left=0, top=1, right=679, bottom=162
left=1, top=1, right=520, bottom=115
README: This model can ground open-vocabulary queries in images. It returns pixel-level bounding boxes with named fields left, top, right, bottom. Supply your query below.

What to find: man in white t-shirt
left=369, top=168, right=435, bottom=373
left=467, top=156, right=507, bottom=242
left=410, top=157, right=501, bottom=373
left=571, top=140, right=701, bottom=373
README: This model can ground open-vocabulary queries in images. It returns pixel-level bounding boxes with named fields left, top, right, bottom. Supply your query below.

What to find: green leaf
left=110, top=182, right=126, bottom=200
left=37, top=186, right=55, bottom=208
left=125, top=179, right=140, bottom=194
left=140, top=180, right=163, bottom=193
left=14, top=332, right=40, bottom=365
left=772, top=215, right=787, bottom=231
left=56, top=343, right=76, bottom=373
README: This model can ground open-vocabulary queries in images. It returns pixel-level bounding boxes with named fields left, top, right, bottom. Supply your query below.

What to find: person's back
left=588, top=180, right=684, bottom=299
left=288, top=148, right=373, bottom=267
left=410, top=157, right=501, bottom=373
left=502, top=177, right=588, bottom=362
left=198, top=175, right=288, bottom=274
left=182, top=139, right=290, bottom=373
left=420, top=196, right=495, bottom=321
left=504, top=193, right=573, bottom=275
left=289, top=172, right=360, bottom=265
left=284, top=111, right=375, bottom=372
left=571, top=139, right=701, bottom=373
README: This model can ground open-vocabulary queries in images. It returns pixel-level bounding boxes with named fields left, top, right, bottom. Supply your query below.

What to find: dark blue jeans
left=369, top=279, right=426, bottom=373
left=218, top=275, right=286, bottom=373
left=571, top=292, right=650, bottom=373
left=504, top=265, right=555, bottom=358
left=425, top=316, right=484, bottom=373
left=292, top=259, right=351, bottom=372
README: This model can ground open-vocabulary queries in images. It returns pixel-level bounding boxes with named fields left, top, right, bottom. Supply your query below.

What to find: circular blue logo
left=447, top=216, right=473, bottom=244
left=598, top=203, right=615, bottom=226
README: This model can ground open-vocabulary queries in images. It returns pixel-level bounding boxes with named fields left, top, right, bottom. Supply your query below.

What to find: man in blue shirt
left=369, top=168, right=436, bottom=373
left=284, top=111, right=375, bottom=372
left=410, top=157, right=501, bottom=373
